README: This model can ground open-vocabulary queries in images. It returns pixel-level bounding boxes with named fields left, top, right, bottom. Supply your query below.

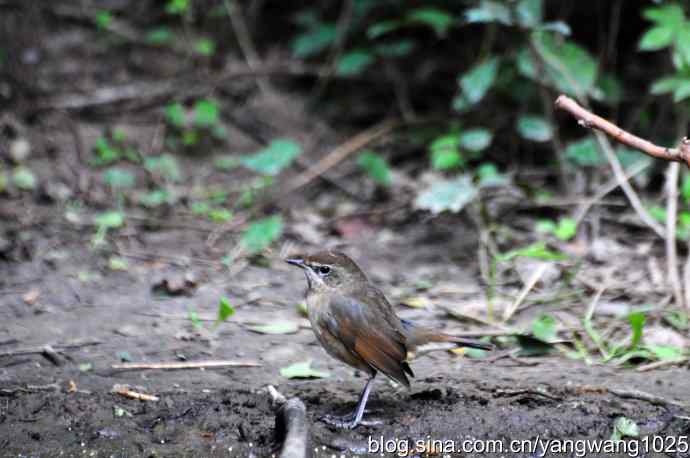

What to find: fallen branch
left=268, top=385, right=309, bottom=458
left=111, top=360, right=261, bottom=370
left=555, top=95, right=690, bottom=167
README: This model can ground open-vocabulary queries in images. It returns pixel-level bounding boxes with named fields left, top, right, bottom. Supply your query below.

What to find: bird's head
left=285, top=250, right=367, bottom=291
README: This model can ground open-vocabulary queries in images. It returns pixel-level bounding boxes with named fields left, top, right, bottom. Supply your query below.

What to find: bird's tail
left=427, top=333, right=494, bottom=351
left=401, top=319, right=494, bottom=351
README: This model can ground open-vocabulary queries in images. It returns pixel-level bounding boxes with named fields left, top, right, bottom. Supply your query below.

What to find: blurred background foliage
left=1, top=0, right=689, bottom=246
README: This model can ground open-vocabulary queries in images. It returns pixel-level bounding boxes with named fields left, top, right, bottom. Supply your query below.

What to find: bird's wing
left=324, top=293, right=413, bottom=387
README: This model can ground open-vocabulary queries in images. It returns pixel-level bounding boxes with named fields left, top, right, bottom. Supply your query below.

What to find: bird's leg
left=321, top=375, right=380, bottom=429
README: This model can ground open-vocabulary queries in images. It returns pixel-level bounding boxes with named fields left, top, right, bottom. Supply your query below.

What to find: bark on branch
left=555, top=95, right=690, bottom=168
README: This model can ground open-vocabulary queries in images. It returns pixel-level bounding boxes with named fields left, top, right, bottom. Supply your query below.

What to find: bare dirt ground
left=1, top=219, right=689, bottom=458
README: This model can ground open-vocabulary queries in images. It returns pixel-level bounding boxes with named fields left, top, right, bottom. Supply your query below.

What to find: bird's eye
left=318, top=265, right=331, bottom=276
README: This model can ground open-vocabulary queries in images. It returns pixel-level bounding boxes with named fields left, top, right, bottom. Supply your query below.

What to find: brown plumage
left=286, top=250, right=492, bottom=429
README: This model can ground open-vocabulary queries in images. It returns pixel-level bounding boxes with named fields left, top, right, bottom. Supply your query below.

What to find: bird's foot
left=320, top=413, right=382, bottom=430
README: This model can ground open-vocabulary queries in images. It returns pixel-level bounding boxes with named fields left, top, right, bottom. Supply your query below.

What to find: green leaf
left=194, top=99, right=219, bottom=127
left=639, top=26, right=675, bottom=51
left=292, top=24, right=337, bottom=58
left=146, top=27, right=172, bottom=45
left=536, top=219, right=557, bottom=234
left=616, top=146, right=650, bottom=170
left=477, top=163, right=508, bottom=187
left=553, top=217, right=577, bottom=241
left=95, top=211, right=124, bottom=229
left=649, top=205, right=666, bottom=223
left=532, top=314, right=558, bottom=343
left=540, top=21, right=571, bottom=36
left=240, top=215, right=283, bottom=255
left=414, top=175, right=478, bottom=214
left=188, top=306, right=203, bottom=330
left=165, top=102, right=186, bottom=127
left=195, top=38, right=216, bottom=56
left=357, top=151, right=391, bottom=186
left=646, top=345, right=683, bottom=360
left=336, top=50, right=374, bottom=76
left=460, top=128, right=493, bottom=153
left=643, top=4, right=685, bottom=30
left=374, top=40, right=416, bottom=58
left=367, top=20, right=402, bottom=39
left=430, top=134, right=462, bottom=170
left=242, top=139, right=303, bottom=176
left=207, top=208, right=233, bottom=223
left=280, top=359, right=330, bottom=379
left=165, top=0, right=189, bottom=15
left=516, top=0, right=543, bottom=28
left=465, top=1, right=511, bottom=26
left=565, top=137, right=603, bottom=166
left=103, top=168, right=135, bottom=188
left=673, top=80, right=690, bottom=102
left=246, top=321, right=299, bottom=335
left=459, top=58, right=499, bottom=105
left=214, top=155, right=241, bottom=171
left=216, top=297, right=235, bottom=325
left=516, top=115, right=553, bottom=142
left=139, top=189, right=173, bottom=208
left=12, top=166, right=36, bottom=190
left=407, top=7, right=454, bottom=38
left=628, top=311, right=645, bottom=349
left=519, top=32, right=598, bottom=98
left=108, top=256, right=128, bottom=271
left=611, top=417, right=639, bottom=442
left=95, top=10, right=112, bottom=29
left=144, top=154, right=182, bottom=181
left=496, top=242, right=567, bottom=262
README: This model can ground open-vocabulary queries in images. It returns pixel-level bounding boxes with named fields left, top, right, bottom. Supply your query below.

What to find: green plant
left=357, top=151, right=391, bottom=186
left=240, top=215, right=283, bottom=255
left=164, top=99, right=226, bottom=149
left=93, top=129, right=139, bottom=165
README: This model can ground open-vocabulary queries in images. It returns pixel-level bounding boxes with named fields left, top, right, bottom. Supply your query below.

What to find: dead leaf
left=67, top=380, right=77, bottom=393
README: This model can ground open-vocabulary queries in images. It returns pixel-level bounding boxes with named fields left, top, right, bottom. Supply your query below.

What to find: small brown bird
left=286, top=250, right=492, bottom=429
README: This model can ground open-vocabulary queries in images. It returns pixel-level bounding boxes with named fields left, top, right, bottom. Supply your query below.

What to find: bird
left=286, top=250, right=493, bottom=429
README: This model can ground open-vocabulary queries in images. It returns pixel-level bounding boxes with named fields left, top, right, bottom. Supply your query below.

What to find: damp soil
left=1, top=223, right=689, bottom=458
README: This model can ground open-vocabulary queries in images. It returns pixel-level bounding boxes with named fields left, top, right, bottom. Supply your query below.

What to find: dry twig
left=556, top=95, right=690, bottom=167
left=503, top=263, right=547, bottom=321
left=555, top=95, right=676, bottom=238
left=112, top=384, right=159, bottom=402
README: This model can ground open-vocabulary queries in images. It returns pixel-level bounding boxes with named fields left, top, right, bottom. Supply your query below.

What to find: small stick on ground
left=267, top=385, right=309, bottom=458
left=503, top=263, right=547, bottom=322
left=636, top=358, right=689, bottom=372
left=112, top=384, right=159, bottom=402
left=111, top=360, right=261, bottom=370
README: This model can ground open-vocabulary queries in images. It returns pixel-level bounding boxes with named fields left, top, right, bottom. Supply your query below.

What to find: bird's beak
left=285, top=257, right=305, bottom=268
